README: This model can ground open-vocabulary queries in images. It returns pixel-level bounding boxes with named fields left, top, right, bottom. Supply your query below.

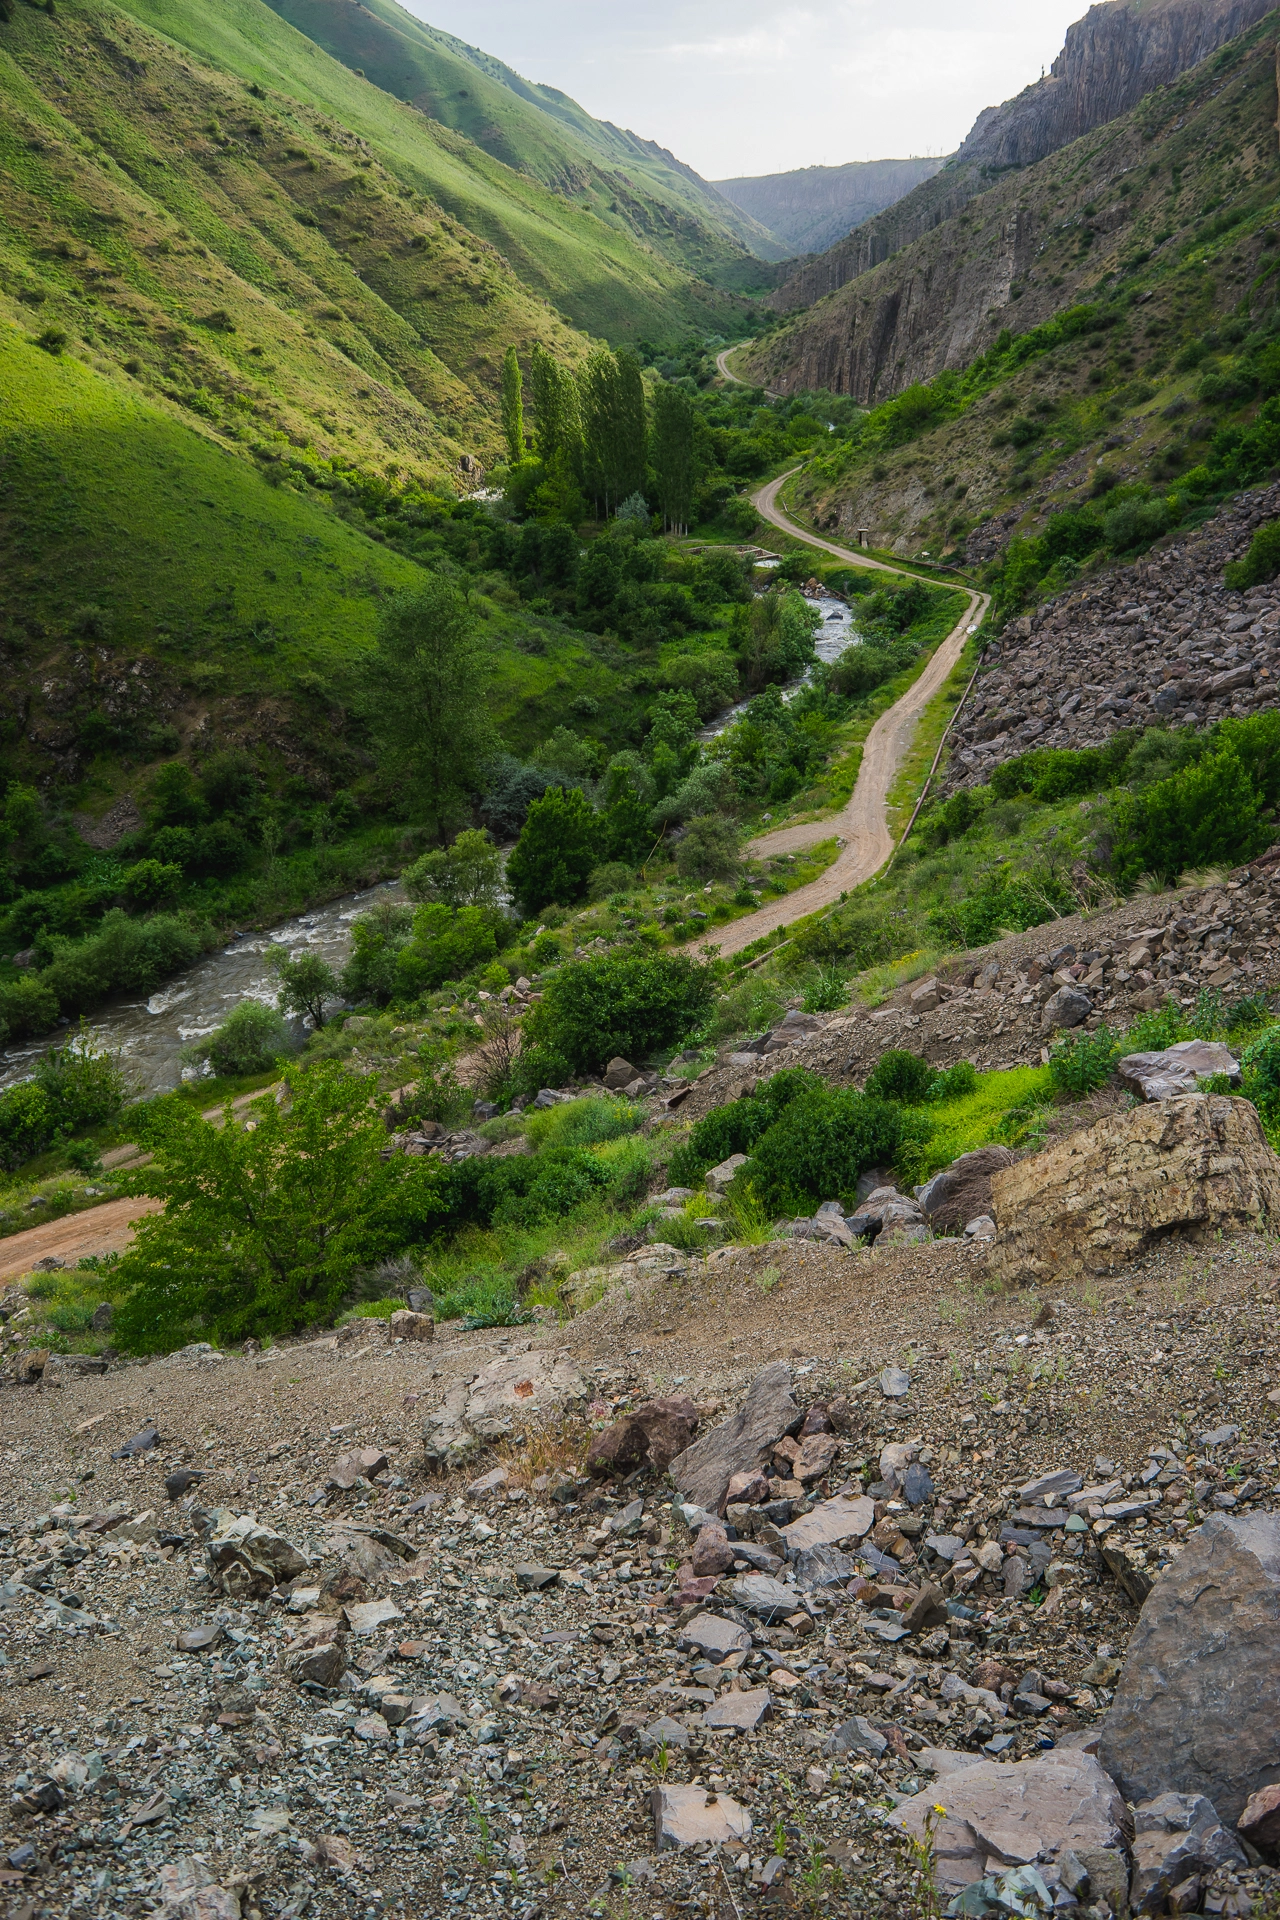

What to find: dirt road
left=0, top=1195, right=162, bottom=1282
left=700, top=470, right=989, bottom=958
left=714, top=340, right=780, bottom=396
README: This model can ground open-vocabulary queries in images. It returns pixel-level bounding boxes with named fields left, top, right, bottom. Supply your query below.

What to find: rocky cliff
left=745, top=7, right=1279, bottom=405
left=713, top=157, right=946, bottom=257
left=770, top=0, right=1275, bottom=315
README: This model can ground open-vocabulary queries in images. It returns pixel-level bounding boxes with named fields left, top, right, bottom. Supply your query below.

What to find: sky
left=401, top=0, right=1091, bottom=181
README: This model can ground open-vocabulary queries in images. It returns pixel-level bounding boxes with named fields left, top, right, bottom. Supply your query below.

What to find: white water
left=696, top=591, right=862, bottom=741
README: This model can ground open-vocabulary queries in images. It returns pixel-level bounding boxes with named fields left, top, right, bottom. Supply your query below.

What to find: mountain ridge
left=713, top=157, right=948, bottom=257
left=768, top=0, right=1275, bottom=316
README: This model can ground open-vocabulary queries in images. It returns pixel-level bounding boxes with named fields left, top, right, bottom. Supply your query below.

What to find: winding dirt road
left=700, top=469, right=989, bottom=959
left=714, top=342, right=780, bottom=397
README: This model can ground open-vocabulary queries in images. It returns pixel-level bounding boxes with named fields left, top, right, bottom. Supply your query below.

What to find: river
left=697, top=589, right=861, bottom=741
left=0, top=883, right=402, bottom=1099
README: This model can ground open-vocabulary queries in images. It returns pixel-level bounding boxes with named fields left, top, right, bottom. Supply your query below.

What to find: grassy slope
left=758, top=16, right=1280, bottom=560
left=114, top=0, right=750, bottom=341
left=262, top=0, right=784, bottom=283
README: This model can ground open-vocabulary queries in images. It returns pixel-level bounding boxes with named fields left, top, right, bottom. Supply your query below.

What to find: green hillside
left=106, top=0, right=753, bottom=341
left=259, top=0, right=787, bottom=279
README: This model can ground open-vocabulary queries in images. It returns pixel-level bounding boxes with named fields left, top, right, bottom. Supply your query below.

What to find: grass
left=895, top=1065, right=1054, bottom=1186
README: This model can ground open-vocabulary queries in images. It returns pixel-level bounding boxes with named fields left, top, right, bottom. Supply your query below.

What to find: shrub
left=394, top=904, right=499, bottom=996
left=340, top=900, right=415, bottom=1005
left=189, top=1000, right=291, bottom=1078
left=588, top=862, right=633, bottom=901
left=1109, top=744, right=1264, bottom=885
left=267, top=946, right=340, bottom=1027
left=920, top=788, right=986, bottom=849
left=675, top=814, right=741, bottom=883
left=401, top=829, right=502, bottom=910
left=744, top=1086, right=904, bottom=1216
left=506, top=786, right=597, bottom=915
left=0, top=1029, right=126, bottom=1169
left=522, top=1094, right=640, bottom=1154
left=829, top=646, right=894, bottom=699
left=519, top=948, right=717, bottom=1080
left=0, top=1083, right=56, bottom=1171
left=39, top=911, right=206, bottom=1013
left=667, top=1068, right=823, bottom=1185
left=1225, top=520, right=1280, bottom=591
left=1048, top=1025, right=1122, bottom=1097
left=929, top=1059, right=978, bottom=1103
left=864, top=1049, right=936, bottom=1104
left=0, top=974, right=58, bottom=1040
left=122, top=860, right=183, bottom=910
left=113, top=1066, right=456, bottom=1350
left=1239, top=1024, right=1280, bottom=1124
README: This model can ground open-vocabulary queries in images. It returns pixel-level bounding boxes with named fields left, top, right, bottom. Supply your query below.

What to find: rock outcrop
left=670, top=1362, right=799, bottom=1514
left=987, top=1093, right=1280, bottom=1284
left=712, top=157, right=946, bottom=258
left=1100, top=1511, right=1280, bottom=1824
left=767, top=0, right=1273, bottom=320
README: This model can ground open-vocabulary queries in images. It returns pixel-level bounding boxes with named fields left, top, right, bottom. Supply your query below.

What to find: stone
left=330, top=1447, right=389, bottom=1491
left=157, top=1857, right=240, bottom=1920
left=910, top=977, right=940, bottom=1011
left=388, top=1309, right=434, bottom=1343
left=917, top=1147, right=1017, bottom=1230
left=891, top=1751, right=1127, bottom=1894
left=652, top=1784, right=752, bottom=1852
left=1099, top=1512, right=1280, bottom=1823
left=176, top=1622, right=224, bottom=1652
left=690, top=1528, right=736, bottom=1579
left=406, top=1285, right=435, bottom=1314
left=880, top=1364, right=910, bottom=1398
left=586, top=1395, right=700, bottom=1477
left=164, top=1468, right=205, bottom=1502
left=726, top=1469, right=770, bottom=1505
left=283, top=1621, right=348, bottom=1689
left=424, top=1350, right=587, bottom=1462
left=902, top=1462, right=934, bottom=1506
left=729, top=1573, right=796, bottom=1621
left=639, top=1716, right=690, bottom=1753
left=964, top=1214, right=997, bottom=1241
left=793, top=1543, right=857, bottom=1591
left=112, top=1423, right=160, bottom=1458
left=903, top=1581, right=949, bottom=1634
left=1041, top=985, right=1092, bottom=1034
left=793, top=1432, right=839, bottom=1482
left=205, top=1514, right=308, bottom=1598
left=1117, top=1040, right=1242, bottom=1102
left=344, top=1598, right=403, bottom=1636
left=705, top=1153, right=748, bottom=1193
left=917, top=1746, right=987, bottom=1779
left=988, top=1094, right=1280, bottom=1285
left=825, top=1715, right=887, bottom=1758
left=671, top=1362, right=799, bottom=1514
left=780, top=1493, right=874, bottom=1555
left=466, top=1467, right=509, bottom=1500
left=90, top=1301, right=114, bottom=1332
left=603, top=1057, right=637, bottom=1091
left=704, top=1688, right=772, bottom=1732
left=316, top=1564, right=371, bottom=1613
left=352, top=1713, right=391, bottom=1745
left=1101, top=1539, right=1156, bottom=1605
left=676, top=1612, right=752, bottom=1660
left=514, top=1564, right=559, bottom=1591
left=1129, top=1793, right=1247, bottom=1914
left=1239, top=1782, right=1280, bottom=1858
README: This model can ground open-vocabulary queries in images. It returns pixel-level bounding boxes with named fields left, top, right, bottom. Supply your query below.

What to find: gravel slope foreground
left=0, top=1220, right=1276, bottom=1918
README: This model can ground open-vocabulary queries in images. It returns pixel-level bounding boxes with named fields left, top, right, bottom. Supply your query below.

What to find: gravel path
left=701, top=474, right=989, bottom=957
left=0, top=1198, right=162, bottom=1284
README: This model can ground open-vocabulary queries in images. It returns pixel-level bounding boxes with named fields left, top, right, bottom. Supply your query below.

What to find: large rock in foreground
left=671, top=1363, right=798, bottom=1514
left=1099, top=1511, right=1280, bottom=1825
left=890, top=1749, right=1127, bottom=1893
left=988, top=1094, right=1280, bottom=1284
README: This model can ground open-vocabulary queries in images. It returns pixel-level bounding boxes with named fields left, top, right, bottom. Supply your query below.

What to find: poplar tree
left=529, top=341, right=581, bottom=467
left=500, top=345, right=525, bottom=464
left=578, top=346, right=646, bottom=518
left=650, top=381, right=695, bottom=535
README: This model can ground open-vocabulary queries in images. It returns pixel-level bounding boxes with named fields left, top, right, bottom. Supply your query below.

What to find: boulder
left=890, top=1750, right=1127, bottom=1894
left=825, top=1715, right=887, bottom=1758
left=602, top=1058, right=637, bottom=1090
left=1239, top=1782, right=1280, bottom=1859
left=1129, top=1792, right=1246, bottom=1914
left=988, top=1094, right=1280, bottom=1284
left=423, top=1350, right=586, bottom=1465
left=205, top=1514, right=309, bottom=1599
left=1099, top=1511, right=1280, bottom=1824
left=330, top=1447, right=389, bottom=1491
left=585, top=1395, right=700, bottom=1477
left=729, top=1573, right=795, bottom=1621
left=917, top=1147, right=1017, bottom=1230
left=690, top=1527, right=736, bottom=1579
left=1041, top=985, right=1092, bottom=1033
left=703, top=1688, right=772, bottom=1732
left=388, top=1309, right=434, bottom=1343
left=1116, top=1039, right=1241, bottom=1102
left=671, top=1362, right=799, bottom=1514
left=780, top=1493, right=875, bottom=1555
left=281, top=1619, right=348, bottom=1688
left=652, top=1784, right=751, bottom=1851
left=705, top=1153, right=748, bottom=1193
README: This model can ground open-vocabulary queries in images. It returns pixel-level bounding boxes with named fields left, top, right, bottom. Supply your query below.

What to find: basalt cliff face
left=769, top=0, right=1276, bottom=318
left=746, top=5, right=1279, bottom=406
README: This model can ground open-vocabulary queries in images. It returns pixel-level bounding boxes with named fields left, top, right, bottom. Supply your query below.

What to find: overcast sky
left=401, top=1, right=1090, bottom=180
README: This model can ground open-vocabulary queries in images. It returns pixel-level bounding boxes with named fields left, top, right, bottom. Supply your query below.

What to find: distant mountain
left=713, top=158, right=947, bottom=258
left=770, top=0, right=1276, bottom=315
left=259, top=0, right=788, bottom=282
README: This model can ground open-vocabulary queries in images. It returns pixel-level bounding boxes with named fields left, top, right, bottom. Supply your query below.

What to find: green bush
left=39, top=911, right=207, bottom=1013
left=113, top=1066, right=455, bottom=1351
left=522, top=1095, right=640, bottom=1154
left=865, top=1049, right=935, bottom=1104
left=395, top=904, right=499, bottom=997
left=1225, top=519, right=1280, bottom=590
left=1239, top=1024, right=1280, bottom=1124
left=667, top=1068, right=824, bottom=1185
left=340, top=901, right=415, bottom=1006
left=0, top=1083, right=56, bottom=1171
left=1109, top=744, right=1265, bottom=885
left=930, top=1059, right=978, bottom=1103
left=675, top=814, right=741, bottom=883
left=0, top=974, right=58, bottom=1040
left=0, top=1030, right=126, bottom=1170
left=520, top=948, right=717, bottom=1080
left=122, top=860, right=183, bottom=910
left=1048, top=1025, right=1122, bottom=1097
left=744, top=1086, right=904, bottom=1216
left=190, top=1000, right=291, bottom=1078
left=506, top=786, right=598, bottom=915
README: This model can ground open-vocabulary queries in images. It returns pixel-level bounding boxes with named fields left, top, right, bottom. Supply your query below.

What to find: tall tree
left=650, top=381, right=695, bottom=535
left=529, top=341, right=581, bottom=468
left=578, top=346, right=647, bottom=518
left=361, top=576, right=498, bottom=841
left=500, top=345, right=525, bottom=465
